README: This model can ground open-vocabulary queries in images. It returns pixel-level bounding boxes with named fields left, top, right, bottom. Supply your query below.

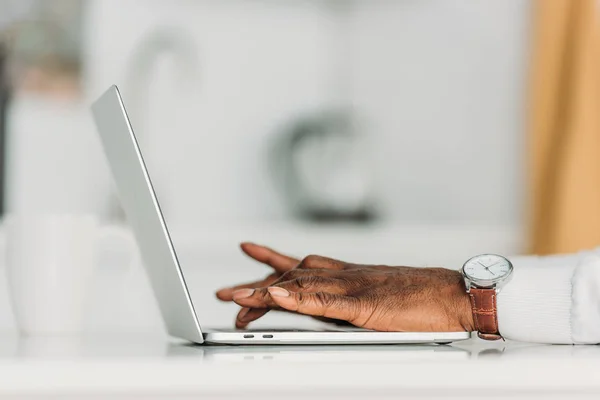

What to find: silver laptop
left=91, top=85, right=470, bottom=345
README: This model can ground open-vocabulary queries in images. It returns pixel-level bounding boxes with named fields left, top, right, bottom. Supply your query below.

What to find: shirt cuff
left=497, top=250, right=600, bottom=344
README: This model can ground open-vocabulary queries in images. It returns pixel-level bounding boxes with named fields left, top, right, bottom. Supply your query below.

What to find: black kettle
left=270, top=110, right=377, bottom=223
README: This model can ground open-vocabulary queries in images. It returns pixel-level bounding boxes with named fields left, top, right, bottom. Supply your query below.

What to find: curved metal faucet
left=108, top=27, right=199, bottom=220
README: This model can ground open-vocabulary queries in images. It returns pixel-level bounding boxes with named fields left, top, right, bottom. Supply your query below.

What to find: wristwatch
left=461, top=254, right=513, bottom=340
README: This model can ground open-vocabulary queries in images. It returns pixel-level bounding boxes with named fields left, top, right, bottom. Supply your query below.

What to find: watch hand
left=476, top=260, right=498, bottom=277
left=487, top=260, right=502, bottom=268
left=477, top=261, right=495, bottom=274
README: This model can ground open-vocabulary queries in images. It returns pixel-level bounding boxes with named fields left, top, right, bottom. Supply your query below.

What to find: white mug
left=4, top=214, right=136, bottom=335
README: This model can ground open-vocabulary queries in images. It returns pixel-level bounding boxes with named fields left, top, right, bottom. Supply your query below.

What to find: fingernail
left=238, top=308, right=250, bottom=321
left=268, top=287, right=290, bottom=298
left=233, top=289, right=255, bottom=300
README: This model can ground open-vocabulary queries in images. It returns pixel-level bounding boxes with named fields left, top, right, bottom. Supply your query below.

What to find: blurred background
left=0, top=0, right=598, bottom=335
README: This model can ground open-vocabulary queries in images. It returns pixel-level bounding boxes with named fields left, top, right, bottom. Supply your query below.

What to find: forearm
left=497, top=249, right=600, bottom=344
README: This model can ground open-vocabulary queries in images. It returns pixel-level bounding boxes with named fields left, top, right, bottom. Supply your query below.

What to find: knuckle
left=295, top=275, right=324, bottom=290
left=281, top=270, right=298, bottom=280
left=301, top=255, right=323, bottom=268
left=315, top=292, right=335, bottom=308
left=295, top=276, right=313, bottom=289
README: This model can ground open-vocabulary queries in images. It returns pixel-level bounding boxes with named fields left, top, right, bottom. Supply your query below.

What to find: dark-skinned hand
left=216, top=243, right=475, bottom=332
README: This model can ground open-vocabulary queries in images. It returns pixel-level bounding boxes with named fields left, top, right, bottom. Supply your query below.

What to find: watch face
left=462, top=254, right=513, bottom=285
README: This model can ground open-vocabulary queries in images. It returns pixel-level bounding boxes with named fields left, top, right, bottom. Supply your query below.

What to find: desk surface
left=0, top=335, right=598, bottom=398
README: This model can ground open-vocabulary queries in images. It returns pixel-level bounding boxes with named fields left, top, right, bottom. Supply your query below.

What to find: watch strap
left=468, top=287, right=502, bottom=340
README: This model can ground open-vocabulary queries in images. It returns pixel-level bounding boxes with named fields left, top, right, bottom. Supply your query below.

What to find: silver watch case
left=461, top=254, right=514, bottom=293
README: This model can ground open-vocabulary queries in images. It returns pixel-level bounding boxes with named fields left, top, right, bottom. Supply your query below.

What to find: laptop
left=91, top=85, right=470, bottom=345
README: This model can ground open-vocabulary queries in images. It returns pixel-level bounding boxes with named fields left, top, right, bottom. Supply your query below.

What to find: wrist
left=448, top=270, right=476, bottom=332
left=458, top=280, right=476, bottom=332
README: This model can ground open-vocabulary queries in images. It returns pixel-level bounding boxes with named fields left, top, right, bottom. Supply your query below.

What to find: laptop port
left=262, top=335, right=274, bottom=339
left=244, top=334, right=254, bottom=339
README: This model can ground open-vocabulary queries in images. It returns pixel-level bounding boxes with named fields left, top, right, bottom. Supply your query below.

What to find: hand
left=216, top=243, right=342, bottom=328
left=217, top=244, right=475, bottom=332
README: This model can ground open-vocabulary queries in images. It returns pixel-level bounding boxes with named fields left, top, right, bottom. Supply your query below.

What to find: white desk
left=0, top=335, right=598, bottom=399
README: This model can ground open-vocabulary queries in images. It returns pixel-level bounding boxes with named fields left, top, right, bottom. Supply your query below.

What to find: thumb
left=267, top=287, right=361, bottom=323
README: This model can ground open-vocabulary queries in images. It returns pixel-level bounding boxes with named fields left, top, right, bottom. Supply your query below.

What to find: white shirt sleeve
left=497, top=248, right=600, bottom=344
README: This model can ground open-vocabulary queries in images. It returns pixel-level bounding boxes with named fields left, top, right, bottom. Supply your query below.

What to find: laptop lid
left=92, top=85, right=204, bottom=344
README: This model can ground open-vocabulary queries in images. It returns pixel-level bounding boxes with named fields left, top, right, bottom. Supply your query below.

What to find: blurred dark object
left=6, top=0, right=83, bottom=96
left=271, top=111, right=377, bottom=223
left=0, top=44, right=9, bottom=215
left=1, top=0, right=84, bottom=218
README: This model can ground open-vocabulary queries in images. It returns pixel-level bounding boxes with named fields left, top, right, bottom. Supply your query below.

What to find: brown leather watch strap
left=469, top=288, right=502, bottom=341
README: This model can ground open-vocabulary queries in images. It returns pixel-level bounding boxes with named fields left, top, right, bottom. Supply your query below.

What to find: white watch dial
left=463, top=254, right=512, bottom=282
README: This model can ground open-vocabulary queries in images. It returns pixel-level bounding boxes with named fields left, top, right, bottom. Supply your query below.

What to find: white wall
left=346, top=0, right=530, bottom=226
left=1, top=1, right=532, bottom=332
left=84, top=0, right=338, bottom=226
left=81, top=0, right=530, bottom=230
left=83, top=0, right=534, bottom=302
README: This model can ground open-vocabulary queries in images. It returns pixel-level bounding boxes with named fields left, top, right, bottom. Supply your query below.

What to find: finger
left=232, top=271, right=338, bottom=308
left=277, top=267, right=339, bottom=282
left=267, top=287, right=361, bottom=323
left=235, top=308, right=270, bottom=329
left=240, top=242, right=299, bottom=273
left=216, top=273, right=279, bottom=301
left=231, top=287, right=278, bottom=309
left=298, top=255, right=346, bottom=270
left=276, top=276, right=351, bottom=294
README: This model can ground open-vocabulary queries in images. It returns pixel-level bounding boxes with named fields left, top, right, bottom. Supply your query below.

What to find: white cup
left=4, top=214, right=136, bottom=335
